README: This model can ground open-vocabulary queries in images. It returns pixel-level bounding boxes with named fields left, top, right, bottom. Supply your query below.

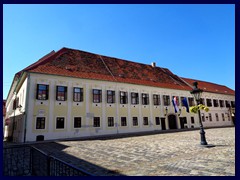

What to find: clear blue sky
left=3, top=4, right=235, bottom=99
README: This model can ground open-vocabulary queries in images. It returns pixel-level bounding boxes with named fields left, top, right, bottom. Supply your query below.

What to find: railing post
left=47, top=155, right=51, bottom=176
left=30, top=147, right=33, bottom=175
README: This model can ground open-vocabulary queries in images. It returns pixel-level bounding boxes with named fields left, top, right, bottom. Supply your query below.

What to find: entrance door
left=168, top=115, right=177, bottom=129
left=161, top=118, right=166, bottom=130
left=179, top=117, right=187, bottom=129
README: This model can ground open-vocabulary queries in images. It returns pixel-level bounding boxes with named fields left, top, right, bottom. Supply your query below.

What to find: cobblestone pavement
left=33, top=127, right=235, bottom=176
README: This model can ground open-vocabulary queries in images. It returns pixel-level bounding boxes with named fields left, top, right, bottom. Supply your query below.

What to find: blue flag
left=182, top=97, right=189, bottom=113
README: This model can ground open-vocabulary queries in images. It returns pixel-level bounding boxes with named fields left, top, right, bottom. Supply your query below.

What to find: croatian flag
left=182, top=97, right=190, bottom=113
left=172, top=96, right=179, bottom=113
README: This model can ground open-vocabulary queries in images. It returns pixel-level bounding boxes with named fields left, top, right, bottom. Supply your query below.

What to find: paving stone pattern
left=33, top=127, right=235, bottom=176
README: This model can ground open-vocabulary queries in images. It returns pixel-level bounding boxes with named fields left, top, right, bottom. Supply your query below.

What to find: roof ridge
left=63, top=47, right=163, bottom=69
left=181, top=77, right=230, bottom=88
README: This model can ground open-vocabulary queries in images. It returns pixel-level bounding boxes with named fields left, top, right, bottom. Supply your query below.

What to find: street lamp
left=190, top=82, right=208, bottom=146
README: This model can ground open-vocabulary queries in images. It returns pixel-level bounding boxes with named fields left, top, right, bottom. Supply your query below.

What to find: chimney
left=151, top=62, right=156, bottom=68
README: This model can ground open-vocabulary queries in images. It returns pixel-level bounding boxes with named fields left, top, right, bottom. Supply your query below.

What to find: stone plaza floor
left=32, top=127, right=235, bottom=176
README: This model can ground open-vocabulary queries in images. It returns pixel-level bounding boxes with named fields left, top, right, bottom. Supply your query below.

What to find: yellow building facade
left=5, top=48, right=235, bottom=142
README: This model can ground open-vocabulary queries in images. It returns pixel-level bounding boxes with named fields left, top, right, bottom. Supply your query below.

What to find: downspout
left=23, top=73, right=30, bottom=143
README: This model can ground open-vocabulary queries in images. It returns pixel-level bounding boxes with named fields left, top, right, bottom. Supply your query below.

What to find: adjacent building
left=4, top=47, right=235, bottom=142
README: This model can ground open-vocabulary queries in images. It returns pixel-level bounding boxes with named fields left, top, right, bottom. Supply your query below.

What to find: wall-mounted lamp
left=164, top=107, right=168, bottom=116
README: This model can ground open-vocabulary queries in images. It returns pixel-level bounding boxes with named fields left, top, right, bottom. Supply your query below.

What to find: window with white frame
left=74, top=117, right=82, bottom=128
left=213, top=99, right=219, bottom=107
left=206, top=99, right=212, bottom=107
left=107, top=90, right=115, bottom=103
left=120, top=91, right=128, bottom=104
left=200, top=98, right=205, bottom=105
left=36, top=84, right=49, bottom=100
left=142, top=93, right=149, bottom=105
left=155, top=117, right=160, bottom=125
left=132, top=117, right=138, bottom=126
left=143, top=117, right=149, bottom=125
left=121, top=117, right=127, bottom=126
left=163, top=95, right=170, bottom=106
left=226, top=113, right=230, bottom=121
left=215, top=113, right=219, bottom=121
left=219, top=100, right=225, bottom=107
left=191, top=117, right=195, bottom=124
left=36, top=117, right=45, bottom=129
left=201, top=113, right=205, bottom=122
left=209, top=113, right=212, bottom=121
left=131, top=92, right=139, bottom=105
left=73, top=87, right=83, bottom=102
left=222, top=113, right=225, bottom=121
left=93, top=89, right=102, bottom=103
left=225, top=100, right=230, bottom=107
left=188, top=97, right=195, bottom=106
left=56, top=117, right=65, bottom=129
left=108, top=117, right=114, bottom=127
left=153, top=94, right=161, bottom=105
left=56, top=86, right=67, bottom=101
left=93, top=117, right=100, bottom=127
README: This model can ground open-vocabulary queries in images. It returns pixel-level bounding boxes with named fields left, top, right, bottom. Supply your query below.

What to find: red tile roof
left=182, top=78, right=235, bottom=96
left=17, top=47, right=234, bottom=95
left=18, top=47, right=191, bottom=91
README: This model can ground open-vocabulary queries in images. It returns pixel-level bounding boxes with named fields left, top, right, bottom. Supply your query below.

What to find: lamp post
left=190, top=82, right=208, bottom=146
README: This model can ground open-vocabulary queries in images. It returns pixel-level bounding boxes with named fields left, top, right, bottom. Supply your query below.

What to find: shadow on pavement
left=32, top=142, right=126, bottom=176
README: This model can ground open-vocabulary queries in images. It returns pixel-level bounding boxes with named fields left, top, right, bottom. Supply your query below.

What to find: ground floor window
left=74, top=117, right=82, bottom=128
left=155, top=117, right=160, bottom=125
left=227, top=113, right=230, bottom=121
left=93, top=117, right=100, bottom=127
left=56, top=117, right=65, bottom=129
left=209, top=113, right=212, bottom=121
left=121, top=117, right=127, bottom=126
left=133, top=117, right=138, bottom=126
left=143, top=117, right=148, bottom=125
left=108, top=117, right=114, bottom=127
left=215, top=113, right=219, bottom=121
left=222, top=113, right=225, bottom=121
left=36, top=117, right=45, bottom=129
left=191, top=117, right=195, bottom=124
left=201, top=113, right=205, bottom=122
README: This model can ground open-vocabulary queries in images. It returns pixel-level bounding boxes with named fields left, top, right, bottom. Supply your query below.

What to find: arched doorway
left=168, top=114, right=177, bottom=129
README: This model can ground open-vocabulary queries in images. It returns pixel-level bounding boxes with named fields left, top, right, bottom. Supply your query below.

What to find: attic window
left=65, top=66, right=73, bottom=71
left=119, top=74, right=124, bottom=78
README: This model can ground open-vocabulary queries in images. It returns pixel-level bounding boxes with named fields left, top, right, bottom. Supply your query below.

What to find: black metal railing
left=3, top=145, right=32, bottom=176
left=3, top=145, right=93, bottom=176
